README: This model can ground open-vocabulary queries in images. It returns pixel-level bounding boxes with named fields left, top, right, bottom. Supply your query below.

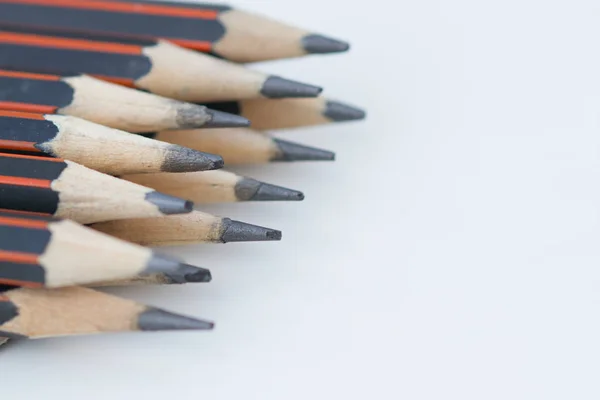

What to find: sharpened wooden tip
left=151, top=261, right=212, bottom=284
left=162, top=145, right=224, bottom=172
left=144, top=254, right=212, bottom=284
left=302, top=34, right=350, bottom=54
left=220, top=219, right=282, bottom=243
left=175, top=103, right=215, bottom=129
left=137, top=308, right=214, bottom=331
left=145, top=192, right=194, bottom=215
left=272, top=139, right=336, bottom=161
left=324, top=100, right=366, bottom=121
left=204, top=109, right=250, bottom=128
left=235, top=177, right=305, bottom=201
left=260, top=76, right=322, bottom=99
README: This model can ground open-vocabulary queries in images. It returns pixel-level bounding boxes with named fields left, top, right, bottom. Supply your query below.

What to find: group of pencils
left=0, top=0, right=365, bottom=345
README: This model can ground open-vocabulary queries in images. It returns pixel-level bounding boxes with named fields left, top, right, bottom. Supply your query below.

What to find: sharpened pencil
left=0, top=285, right=214, bottom=339
left=0, top=0, right=350, bottom=62
left=0, top=153, right=193, bottom=224
left=0, top=110, right=224, bottom=174
left=206, top=98, right=367, bottom=130
left=91, top=211, right=282, bottom=246
left=0, top=70, right=246, bottom=132
left=122, top=170, right=304, bottom=204
left=89, top=267, right=212, bottom=287
left=0, top=209, right=211, bottom=288
left=144, top=128, right=335, bottom=165
left=0, top=26, right=322, bottom=102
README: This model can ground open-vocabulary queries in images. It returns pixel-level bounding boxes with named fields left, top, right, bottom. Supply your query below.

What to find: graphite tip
left=272, top=138, right=336, bottom=162
left=302, top=34, right=350, bottom=54
left=235, top=177, right=305, bottom=201
left=181, top=265, right=213, bottom=283
left=261, top=76, right=323, bottom=99
left=204, top=108, right=251, bottom=128
left=162, top=145, right=225, bottom=172
left=145, top=191, right=194, bottom=215
left=138, top=308, right=215, bottom=331
left=324, top=100, right=366, bottom=122
left=145, top=255, right=211, bottom=283
left=220, top=219, right=282, bottom=243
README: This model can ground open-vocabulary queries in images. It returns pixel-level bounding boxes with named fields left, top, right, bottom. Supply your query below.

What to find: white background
left=3, top=0, right=600, bottom=398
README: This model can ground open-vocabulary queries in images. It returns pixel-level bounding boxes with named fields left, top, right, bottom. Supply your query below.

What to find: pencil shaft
left=0, top=286, right=214, bottom=338
left=0, top=26, right=321, bottom=102
left=0, top=70, right=238, bottom=132
left=148, top=128, right=335, bottom=165
left=122, top=170, right=304, bottom=203
left=91, top=211, right=282, bottom=246
left=205, top=98, right=366, bottom=130
left=0, top=111, right=224, bottom=174
left=0, top=0, right=350, bottom=62
left=0, top=153, right=193, bottom=224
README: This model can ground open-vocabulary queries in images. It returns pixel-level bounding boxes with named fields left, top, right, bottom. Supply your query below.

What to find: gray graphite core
left=235, top=177, right=304, bottom=201
left=205, top=109, right=250, bottom=128
left=272, top=139, right=336, bottom=161
left=220, top=219, right=283, bottom=243
left=146, top=191, right=194, bottom=215
left=260, top=76, right=323, bottom=98
left=138, top=308, right=214, bottom=331
left=324, top=101, right=367, bottom=122
left=302, top=34, right=350, bottom=54
left=162, top=145, right=224, bottom=172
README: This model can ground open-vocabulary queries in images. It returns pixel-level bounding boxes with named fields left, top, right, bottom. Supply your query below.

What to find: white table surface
left=3, top=0, right=600, bottom=399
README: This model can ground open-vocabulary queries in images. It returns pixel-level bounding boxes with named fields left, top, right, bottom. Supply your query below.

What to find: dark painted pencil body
left=0, top=209, right=211, bottom=288
left=0, top=110, right=224, bottom=174
left=0, top=0, right=350, bottom=62
left=0, top=285, right=214, bottom=338
left=205, top=98, right=367, bottom=130
left=0, top=153, right=193, bottom=224
left=0, top=69, right=242, bottom=132
left=0, top=27, right=321, bottom=102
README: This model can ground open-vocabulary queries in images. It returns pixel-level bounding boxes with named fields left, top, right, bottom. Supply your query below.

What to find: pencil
left=91, top=211, right=282, bottom=246
left=144, top=128, right=335, bottom=165
left=0, top=26, right=322, bottom=102
left=0, top=0, right=350, bottom=63
left=0, top=285, right=214, bottom=339
left=0, top=110, right=224, bottom=174
left=89, top=269, right=212, bottom=287
left=0, top=153, right=193, bottom=224
left=206, top=98, right=367, bottom=131
left=122, top=170, right=305, bottom=204
left=0, top=209, right=211, bottom=288
left=0, top=70, right=247, bottom=133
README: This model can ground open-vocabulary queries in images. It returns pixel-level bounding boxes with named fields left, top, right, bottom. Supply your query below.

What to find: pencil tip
left=272, top=138, right=336, bottom=161
left=138, top=308, right=214, bottom=331
left=205, top=109, right=251, bottom=128
left=324, top=100, right=366, bottom=122
left=261, top=76, right=322, bottom=99
left=235, top=177, right=305, bottom=201
left=163, top=145, right=224, bottom=172
left=175, top=103, right=214, bottom=129
left=180, top=264, right=213, bottom=283
left=302, top=34, right=350, bottom=54
left=146, top=191, right=194, bottom=215
left=145, top=255, right=212, bottom=284
left=220, top=219, right=282, bottom=243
